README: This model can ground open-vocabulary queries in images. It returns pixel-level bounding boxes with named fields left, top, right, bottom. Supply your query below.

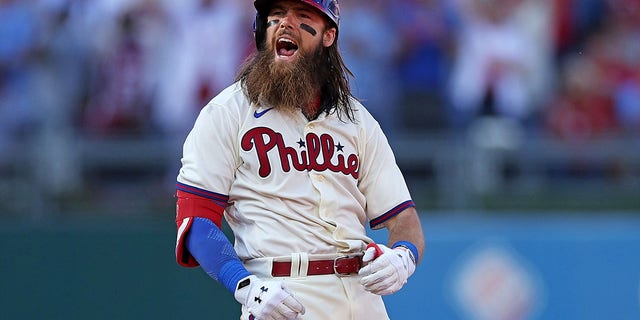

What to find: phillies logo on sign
left=242, top=127, right=359, bottom=179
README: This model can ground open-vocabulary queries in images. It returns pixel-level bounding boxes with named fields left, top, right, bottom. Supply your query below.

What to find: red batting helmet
left=253, top=0, right=340, bottom=50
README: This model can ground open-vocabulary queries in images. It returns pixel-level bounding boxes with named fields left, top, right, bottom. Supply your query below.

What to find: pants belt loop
left=290, top=253, right=301, bottom=278
left=298, top=253, right=309, bottom=277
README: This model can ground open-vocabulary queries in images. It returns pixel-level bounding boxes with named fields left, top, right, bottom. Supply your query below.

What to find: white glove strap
left=391, top=240, right=419, bottom=266
left=394, top=245, right=417, bottom=267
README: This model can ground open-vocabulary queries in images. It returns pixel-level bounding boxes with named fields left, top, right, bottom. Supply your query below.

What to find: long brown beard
left=239, top=41, right=327, bottom=116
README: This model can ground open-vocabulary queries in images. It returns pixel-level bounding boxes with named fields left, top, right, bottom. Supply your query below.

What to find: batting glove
left=358, top=243, right=416, bottom=295
left=234, top=275, right=305, bottom=320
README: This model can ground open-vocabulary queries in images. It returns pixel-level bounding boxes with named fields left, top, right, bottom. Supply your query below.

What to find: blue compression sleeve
left=185, top=217, right=250, bottom=294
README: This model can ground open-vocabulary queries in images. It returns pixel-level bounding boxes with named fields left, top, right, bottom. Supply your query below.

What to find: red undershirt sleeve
left=175, top=187, right=228, bottom=267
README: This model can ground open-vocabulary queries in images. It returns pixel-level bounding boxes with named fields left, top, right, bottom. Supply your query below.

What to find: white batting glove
left=358, top=243, right=416, bottom=295
left=234, top=275, right=305, bottom=320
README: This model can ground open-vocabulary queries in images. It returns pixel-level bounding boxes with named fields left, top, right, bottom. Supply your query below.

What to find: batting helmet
left=253, top=0, right=340, bottom=50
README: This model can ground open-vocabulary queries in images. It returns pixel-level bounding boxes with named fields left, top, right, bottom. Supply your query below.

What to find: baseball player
left=174, top=0, right=425, bottom=319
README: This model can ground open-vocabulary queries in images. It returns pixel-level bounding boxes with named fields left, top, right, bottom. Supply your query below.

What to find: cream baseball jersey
left=177, top=82, right=414, bottom=261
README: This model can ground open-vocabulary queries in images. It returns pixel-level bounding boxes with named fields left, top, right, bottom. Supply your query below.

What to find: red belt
left=271, top=255, right=363, bottom=277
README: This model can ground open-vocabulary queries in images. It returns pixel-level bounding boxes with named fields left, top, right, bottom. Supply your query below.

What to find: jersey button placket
left=311, top=173, right=329, bottom=220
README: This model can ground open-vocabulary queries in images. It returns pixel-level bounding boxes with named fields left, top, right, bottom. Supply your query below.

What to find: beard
left=240, top=39, right=328, bottom=115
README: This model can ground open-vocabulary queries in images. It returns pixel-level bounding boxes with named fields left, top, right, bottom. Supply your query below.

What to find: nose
left=278, top=13, right=295, bottom=29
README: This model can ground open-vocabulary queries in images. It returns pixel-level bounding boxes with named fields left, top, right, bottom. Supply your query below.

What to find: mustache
left=275, top=29, right=297, bottom=40
left=276, top=28, right=293, bottom=36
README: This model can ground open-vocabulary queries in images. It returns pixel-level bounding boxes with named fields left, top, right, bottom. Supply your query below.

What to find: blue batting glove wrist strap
left=392, top=240, right=419, bottom=263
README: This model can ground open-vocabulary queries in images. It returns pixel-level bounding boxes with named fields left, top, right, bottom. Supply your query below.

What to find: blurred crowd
left=1, top=0, right=639, bottom=149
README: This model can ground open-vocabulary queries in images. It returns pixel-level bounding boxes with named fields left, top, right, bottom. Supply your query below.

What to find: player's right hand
left=234, top=275, right=305, bottom=320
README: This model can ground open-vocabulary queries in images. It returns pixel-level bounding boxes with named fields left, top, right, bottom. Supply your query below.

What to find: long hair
left=236, top=29, right=357, bottom=123
left=322, top=34, right=356, bottom=122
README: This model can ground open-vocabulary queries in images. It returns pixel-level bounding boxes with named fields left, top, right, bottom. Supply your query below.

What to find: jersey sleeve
left=177, top=100, right=241, bottom=194
left=357, top=114, right=415, bottom=229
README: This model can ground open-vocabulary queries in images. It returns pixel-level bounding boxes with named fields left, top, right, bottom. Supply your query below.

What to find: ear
left=322, top=27, right=336, bottom=47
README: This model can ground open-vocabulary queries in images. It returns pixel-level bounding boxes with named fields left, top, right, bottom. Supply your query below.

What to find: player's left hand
left=358, top=243, right=416, bottom=295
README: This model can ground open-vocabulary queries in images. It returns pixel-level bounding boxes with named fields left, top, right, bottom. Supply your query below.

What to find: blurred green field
left=0, top=218, right=240, bottom=320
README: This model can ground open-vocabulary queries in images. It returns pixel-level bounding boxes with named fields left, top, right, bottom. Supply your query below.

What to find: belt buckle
left=333, top=254, right=361, bottom=277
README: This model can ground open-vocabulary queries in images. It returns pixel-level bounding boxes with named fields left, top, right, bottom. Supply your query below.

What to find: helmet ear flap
left=253, top=13, right=267, bottom=51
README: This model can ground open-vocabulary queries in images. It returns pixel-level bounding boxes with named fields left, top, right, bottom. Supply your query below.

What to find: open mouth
left=276, top=37, right=299, bottom=58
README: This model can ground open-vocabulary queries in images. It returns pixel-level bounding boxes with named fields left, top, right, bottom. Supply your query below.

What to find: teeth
left=276, top=37, right=297, bottom=57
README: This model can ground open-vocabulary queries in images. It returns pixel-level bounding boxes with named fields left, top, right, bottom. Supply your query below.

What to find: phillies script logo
left=241, top=127, right=359, bottom=179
